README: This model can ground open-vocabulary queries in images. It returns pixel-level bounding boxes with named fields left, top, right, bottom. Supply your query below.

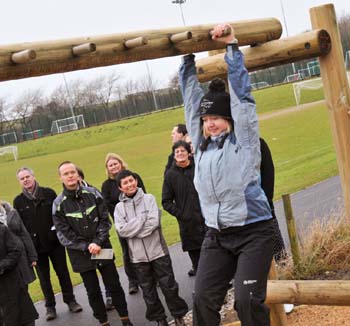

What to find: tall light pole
left=279, top=0, right=296, bottom=74
left=144, top=61, right=158, bottom=110
left=172, top=0, right=186, bottom=26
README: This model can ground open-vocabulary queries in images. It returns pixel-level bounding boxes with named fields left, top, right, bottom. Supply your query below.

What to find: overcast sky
left=0, top=0, right=348, bottom=102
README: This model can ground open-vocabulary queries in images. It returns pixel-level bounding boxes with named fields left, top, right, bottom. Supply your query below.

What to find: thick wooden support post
left=267, top=280, right=350, bottom=305
left=169, top=31, right=192, bottom=43
left=11, top=49, right=36, bottom=64
left=197, top=29, right=331, bottom=82
left=310, top=4, right=350, bottom=221
left=282, top=194, right=301, bottom=270
left=0, top=18, right=281, bottom=81
left=268, top=262, right=288, bottom=326
left=72, top=43, right=96, bottom=56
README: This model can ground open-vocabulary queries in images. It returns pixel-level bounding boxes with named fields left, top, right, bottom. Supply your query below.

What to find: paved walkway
left=34, top=175, right=344, bottom=326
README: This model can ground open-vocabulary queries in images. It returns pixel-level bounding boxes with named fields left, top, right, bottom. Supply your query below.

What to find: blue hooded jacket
left=179, top=45, right=272, bottom=230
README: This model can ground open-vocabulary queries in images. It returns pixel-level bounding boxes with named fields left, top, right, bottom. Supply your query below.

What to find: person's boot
left=187, top=268, right=196, bottom=277
left=105, top=296, right=114, bottom=311
left=157, top=319, right=169, bottom=326
left=120, top=316, right=134, bottom=326
left=128, top=283, right=138, bottom=295
left=174, top=317, right=186, bottom=326
left=67, top=301, right=83, bottom=313
left=46, top=307, right=57, bottom=321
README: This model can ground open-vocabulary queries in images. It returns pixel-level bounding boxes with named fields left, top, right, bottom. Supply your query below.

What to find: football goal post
left=0, top=145, right=18, bottom=161
left=292, top=77, right=323, bottom=106
left=0, top=131, right=18, bottom=146
left=50, top=115, right=85, bottom=134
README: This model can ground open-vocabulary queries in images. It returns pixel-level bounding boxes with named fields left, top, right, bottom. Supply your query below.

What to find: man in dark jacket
left=0, top=222, right=38, bottom=326
left=14, top=167, right=82, bottom=321
left=162, top=140, right=206, bottom=276
left=53, top=161, right=133, bottom=326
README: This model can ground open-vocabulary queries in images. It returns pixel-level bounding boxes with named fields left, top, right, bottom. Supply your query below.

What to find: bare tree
left=0, top=97, right=9, bottom=134
left=168, top=71, right=179, bottom=89
left=338, top=12, right=350, bottom=59
left=94, top=71, right=122, bottom=110
left=13, top=89, right=45, bottom=131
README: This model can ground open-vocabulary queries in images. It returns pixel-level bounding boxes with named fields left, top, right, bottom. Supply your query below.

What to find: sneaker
left=157, top=319, right=169, bottom=326
left=46, top=307, right=57, bottom=321
left=187, top=268, right=196, bottom=277
left=174, top=317, right=186, bottom=326
left=128, top=284, right=138, bottom=295
left=105, top=297, right=114, bottom=311
left=68, top=301, right=83, bottom=313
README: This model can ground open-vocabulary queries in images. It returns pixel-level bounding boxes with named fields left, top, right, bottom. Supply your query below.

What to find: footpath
left=35, top=175, right=343, bottom=326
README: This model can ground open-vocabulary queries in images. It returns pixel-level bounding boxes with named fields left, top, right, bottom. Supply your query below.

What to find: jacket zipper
left=133, top=201, right=150, bottom=262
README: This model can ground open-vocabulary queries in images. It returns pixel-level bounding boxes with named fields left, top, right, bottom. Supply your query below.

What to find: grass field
left=0, top=81, right=332, bottom=302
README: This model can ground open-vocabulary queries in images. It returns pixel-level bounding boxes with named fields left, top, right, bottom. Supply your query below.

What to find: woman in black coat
left=0, top=222, right=38, bottom=326
left=0, top=201, right=37, bottom=285
left=162, top=140, right=206, bottom=276
left=101, top=153, right=145, bottom=296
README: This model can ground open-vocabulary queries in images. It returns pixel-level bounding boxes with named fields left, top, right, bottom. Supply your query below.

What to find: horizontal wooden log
left=11, top=49, right=36, bottom=64
left=0, top=18, right=281, bottom=82
left=267, top=280, right=350, bottom=305
left=196, top=29, right=331, bottom=82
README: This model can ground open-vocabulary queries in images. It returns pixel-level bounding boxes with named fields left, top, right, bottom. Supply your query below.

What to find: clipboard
left=91, top=248, right=114, bottom=260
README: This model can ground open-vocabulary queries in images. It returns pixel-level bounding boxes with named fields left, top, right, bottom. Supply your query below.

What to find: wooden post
left=310, top=4, right=350, bottom=221
left=72, top=43, right=96, bottom=56
left=11, top=49, right=36, bottom=64
left=169, top=31, right=192, bottom=43
left=267, top=262, right=288, bottom=326
left=282, top=194, right=301, bottom=271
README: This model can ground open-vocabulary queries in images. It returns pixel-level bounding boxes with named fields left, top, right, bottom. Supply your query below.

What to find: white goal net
left=0, top=146, right=18, bottom=161
left=293, top=72, right=350, bottom=106
left=51, top=115, right=85, bottom=134
left=0, top=131, right=18, bottom=146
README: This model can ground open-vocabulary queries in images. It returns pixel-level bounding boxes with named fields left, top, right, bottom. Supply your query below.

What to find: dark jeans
left=188, top=249, right=201, bottom=271
left=80, top=262, right=128, bottom=324
left=133, top=255, right=188, bottom=321
left=36, top=244, right=75, bottom=308
left=193, top=219, right=274, bottom=326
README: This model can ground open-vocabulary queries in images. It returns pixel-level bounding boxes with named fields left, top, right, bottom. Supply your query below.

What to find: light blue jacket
left=179, top=45, right=272, bottom=230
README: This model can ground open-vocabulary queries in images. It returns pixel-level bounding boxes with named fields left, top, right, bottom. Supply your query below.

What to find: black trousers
left=36, top=244, right=75, bottom=308
left=80, top=262, right=128, bottom=324
left=133, top=255, right=188, bottom=321
left=105, top=236, right=139, bottom=298
left=188, top=249, right=201, bottom=271
left=193, top=219, right=274, bottom=326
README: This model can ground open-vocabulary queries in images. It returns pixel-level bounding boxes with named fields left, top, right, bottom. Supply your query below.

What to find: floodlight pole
left=172, top=0, right=187, bottom=26
left=145, top=61, right=158, bottom=110
left=280, top=0, right=296, bottom=74
left=62, top=73, right=77, bottom=122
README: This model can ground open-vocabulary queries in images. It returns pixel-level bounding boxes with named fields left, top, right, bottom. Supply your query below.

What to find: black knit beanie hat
left=199, top=78, right=231, bottom=119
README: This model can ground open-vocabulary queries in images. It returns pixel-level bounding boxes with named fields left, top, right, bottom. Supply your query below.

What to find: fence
left=0, top=87, right=184, bottom=144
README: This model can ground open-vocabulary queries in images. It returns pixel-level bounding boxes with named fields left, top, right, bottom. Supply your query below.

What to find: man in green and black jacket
left=53, top=161, right=133, bottom=326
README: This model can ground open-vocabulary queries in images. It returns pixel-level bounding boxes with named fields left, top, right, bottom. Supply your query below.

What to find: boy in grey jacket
left=114, top=170, right=188, bottom=326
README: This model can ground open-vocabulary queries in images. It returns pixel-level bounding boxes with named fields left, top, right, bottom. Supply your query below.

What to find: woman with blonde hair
left=101, top=153, right=146, bottom=299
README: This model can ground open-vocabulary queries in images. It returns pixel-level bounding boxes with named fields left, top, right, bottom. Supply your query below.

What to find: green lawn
left=0, top=81, right=333, bottom=302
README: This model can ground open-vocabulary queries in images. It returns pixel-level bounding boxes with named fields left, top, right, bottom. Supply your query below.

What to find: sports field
left=0, top=81, right=336, bottom=302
